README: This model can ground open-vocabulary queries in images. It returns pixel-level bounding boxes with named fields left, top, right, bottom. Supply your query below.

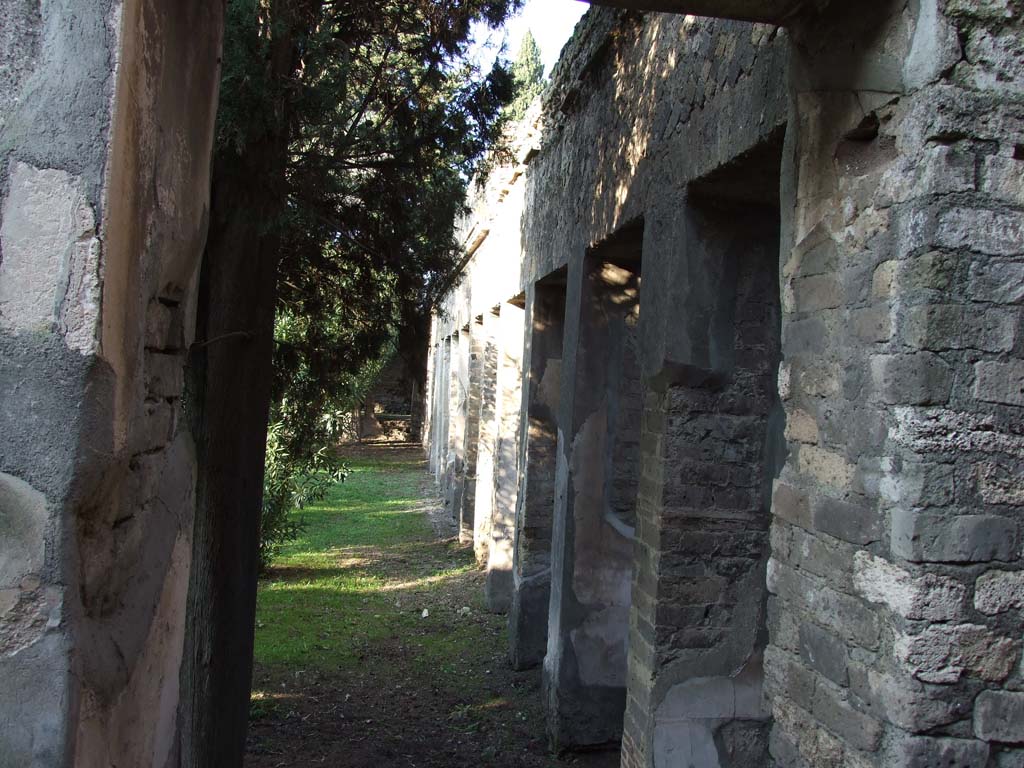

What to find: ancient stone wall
left=355, top=354, right=423, bottom=442
left=425, top=2, right=1024, bottom=767
left=765, top=1, right=1024, bottom=765
left=428, top=6, right=791, bottom=759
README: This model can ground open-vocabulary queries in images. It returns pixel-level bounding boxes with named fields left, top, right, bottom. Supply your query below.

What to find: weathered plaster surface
left=0, top=0, right=222, bottom=764
left=0, top=162, right=101, bottom=352
left=0, top=472, right=48, bottom=589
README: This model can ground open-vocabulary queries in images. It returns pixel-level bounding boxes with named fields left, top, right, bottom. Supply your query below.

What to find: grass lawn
left=253, top=449, right=473, bottom=674
left=246, top=444, right=617, bottom=768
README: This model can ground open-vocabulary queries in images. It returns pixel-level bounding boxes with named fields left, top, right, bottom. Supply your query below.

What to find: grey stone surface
left=974, top=360, right=1024, bottom=407
left=870, top=353, right=952, bottom=405
left=812, top=496, right=882, bottom=545
left=799, top=622, right=848, bottom=686
left=975, top=691, right=1024, bottom=743
left=892, top=511, right=1020, bottom=563
left=891, top=735, right=990, bottom=768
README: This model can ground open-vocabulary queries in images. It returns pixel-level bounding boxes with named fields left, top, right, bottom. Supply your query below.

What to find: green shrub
left=260, top=421, right=346, bottom=573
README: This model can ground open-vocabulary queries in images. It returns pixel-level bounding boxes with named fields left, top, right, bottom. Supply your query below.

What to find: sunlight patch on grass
left=253, top=453, right=471, bottom=672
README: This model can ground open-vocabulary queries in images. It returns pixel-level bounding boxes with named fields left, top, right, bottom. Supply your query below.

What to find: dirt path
left=245, top=444, right=619, bottom=768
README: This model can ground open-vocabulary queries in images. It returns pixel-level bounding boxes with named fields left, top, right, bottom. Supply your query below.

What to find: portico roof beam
left=586, top=0, right=807, bottom=25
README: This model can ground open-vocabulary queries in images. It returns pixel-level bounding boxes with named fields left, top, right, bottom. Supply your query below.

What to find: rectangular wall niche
left=546, top=222, right=644, bottom=750
left=637, top=135, right=784, bottom=768
left=510, top=270, right=567, bottom=669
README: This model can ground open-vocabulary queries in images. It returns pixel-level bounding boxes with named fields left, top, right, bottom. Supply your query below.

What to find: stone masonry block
left=798, top=445, right=855, bottom=491
left=779, top=524, right=855, bottom=590
left=767, top=594, right=800, bottom=653
left=974, top=360, right=1024, bottom=406
left=968, top=308, right=1019, bottom=354
left=974, top=691, right=1024, bottom=743
left=936, top=208, right=1024, bottom=257
left=852, top=306, right=892, bottom=343
left=982, top=155, right=1024, bottom=206
left=975, top=570, right=1024, bottom=615
left=890, top=735, right=990, bottom=768
left=778, top=363, right=791, bottom=400
left=909, top=146, right=977, bottom=199
left=903, top=251, right=956, bottom=293
left=969, top=260, right=1024, bottom=305
left=145, top=352, right=185, bottom=400
left=137, top=400, right=174, bottom=453
left=848, top=663, right=963, bottom=732
left=892, top=510, right=1020, bottom=563
left=770, top=697, right=846, bottom=768
left=873, top=260, right=896, bottom=299
left=871, top=353, right=952, bottom=405
left=765, top=647, right=883, bottom=753
left=901, top=304, right=963, bottom=350
left=854, top=551, right=967, bottom=621
left=144, top=300, right=174, bottom=350
left=944, top=0, right=1015, bottom=21
left=768, top=559, right=881, bottom=649
left=793, top=274, right=842, bottom=313
left=799, top=622, right=848, bottom=686
left=895, top=623, right=1019, bottom=684
left=773, top=481, right=811, bottom=529
left=797, top=361, right=841, bottom=398
left=959, top=27, right=1024, bottom=96
left=813, top=496, right=883, bottom=545
left=996, top=749, right=1024, bottom=768
left=810, top=675, right=884, bottom=753
left=785, top=408, right=819, bottom=444
left=880, top=460, right=954, bottom=508
left=976, top=461, right=1024, bottom=506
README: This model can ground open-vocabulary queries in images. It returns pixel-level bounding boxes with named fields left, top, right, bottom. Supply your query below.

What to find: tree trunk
left=176, top=2, right=302, bottom=759
left=178, top=142, right=286, bottom=766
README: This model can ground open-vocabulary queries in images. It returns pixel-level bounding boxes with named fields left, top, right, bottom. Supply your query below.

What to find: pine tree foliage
left=215, top=0, right=519, bottom=456
left=211, top=0, right=522, bottom=562
left=506, top=30, right=545, bottom=121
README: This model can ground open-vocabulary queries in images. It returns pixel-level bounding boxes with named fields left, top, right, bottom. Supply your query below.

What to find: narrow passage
left=245, top=444, right=618, bottom=767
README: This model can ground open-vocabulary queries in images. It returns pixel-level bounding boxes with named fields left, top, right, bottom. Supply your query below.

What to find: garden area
left=245, top=444, right=618, bottom=768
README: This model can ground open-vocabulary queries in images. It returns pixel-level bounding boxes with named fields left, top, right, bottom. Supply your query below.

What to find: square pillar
left=444, top=331, right=467, bottom=516
left=485, top=300, right=526, bottom=611
left=473, top=310, right=502, bottom=563
left=459, top=319, right=486, bottom=542
left=434, top=336, right=452, bottom=484
left=623, top=196, right=782, bottom=768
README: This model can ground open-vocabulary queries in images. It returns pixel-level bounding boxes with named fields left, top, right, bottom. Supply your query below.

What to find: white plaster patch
left=853, top=551, right=966, bottom=621
left=0, top=161, right=100, bottom=352
left=891, top=407, right=1024, bottom=456
left=653, top=669, right=767, bottom=768
left=0, top=472, right=48, bottom=587
left=569, top=604, right=630, bottom=688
